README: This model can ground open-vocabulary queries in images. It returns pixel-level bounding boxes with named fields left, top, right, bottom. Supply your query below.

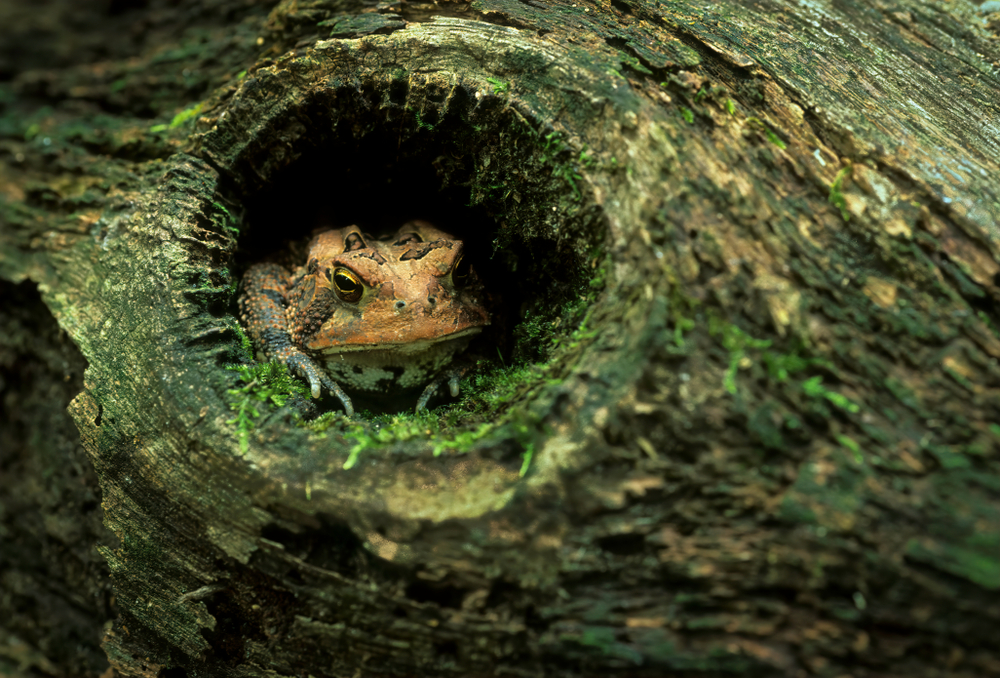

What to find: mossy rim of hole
left=214, top=78, right=609, bottom=458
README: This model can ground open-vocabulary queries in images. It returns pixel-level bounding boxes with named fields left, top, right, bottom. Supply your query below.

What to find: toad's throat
left=315, top=328, right=481, bottom=392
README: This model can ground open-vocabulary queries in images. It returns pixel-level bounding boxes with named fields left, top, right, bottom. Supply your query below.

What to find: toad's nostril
left=395, top=300, right=406, bottom=310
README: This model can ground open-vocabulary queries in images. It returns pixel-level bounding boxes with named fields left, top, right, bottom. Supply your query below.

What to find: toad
left=238, top=221, right=490, bottom=416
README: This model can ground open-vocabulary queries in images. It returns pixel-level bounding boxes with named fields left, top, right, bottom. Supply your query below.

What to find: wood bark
left=1, top=0, right=999, bottom=676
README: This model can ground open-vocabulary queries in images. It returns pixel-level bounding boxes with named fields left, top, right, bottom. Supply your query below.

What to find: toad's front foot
left=416, top=367, right=466, bottom=412
left=286, top=352, right=354, bottom=417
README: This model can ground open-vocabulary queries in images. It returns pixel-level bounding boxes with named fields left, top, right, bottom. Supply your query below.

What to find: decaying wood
left=1, top=0, right=999, bottom=676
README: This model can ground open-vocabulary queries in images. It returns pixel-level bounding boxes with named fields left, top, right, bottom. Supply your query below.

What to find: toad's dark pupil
left=335, top=273, right=359, bottom=291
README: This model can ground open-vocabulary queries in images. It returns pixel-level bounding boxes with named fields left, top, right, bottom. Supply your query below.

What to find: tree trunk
left=2, top=0, right=999, bottom=676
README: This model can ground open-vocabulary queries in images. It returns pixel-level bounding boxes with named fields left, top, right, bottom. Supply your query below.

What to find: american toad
left=238, top=221, right=490, bottom=416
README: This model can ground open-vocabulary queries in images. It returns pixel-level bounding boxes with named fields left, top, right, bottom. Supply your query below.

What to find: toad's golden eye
left=332, top=267, right=363, bottom=303
left=452, top=254, right=472, bottom=287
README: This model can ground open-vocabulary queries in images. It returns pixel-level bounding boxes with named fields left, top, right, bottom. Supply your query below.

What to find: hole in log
left=224, top=78, right=606, bottom=417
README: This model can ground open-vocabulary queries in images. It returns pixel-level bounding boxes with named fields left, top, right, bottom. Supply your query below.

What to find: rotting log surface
left=1, top=0, right=999, bottom=676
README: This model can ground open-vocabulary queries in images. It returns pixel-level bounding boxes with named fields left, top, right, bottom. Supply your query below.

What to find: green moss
left=665, top=283, right=700, bottom=353
left=706, top=314, right=861, bottom=425
left=519, top=443, right=535, bottom=476
left=411, top=107, right=435, bottom=131
left=761, top=342, right=828, bottom=380
left=802, top=375, right=860, bottom=413
left=513, top=277, right=595, bottom=363
left=226, top=362, right=310, bottom=454
left=169, top=101, right=207, bottom=129
left=764, top=128, right=786, bottom=149
left=301, top=362, right=551, bottom=473
left=459, top=362, right=544, bottom=414
left=336, top=411, right=445, bottom=469
left=539, top=131, right=584, bottom=199
left=707, top=314, right=772, bottom=395
left=905, top=537, right=1000, bottom=590
left=485, top=77, right=510, bottom=94
left=672, top=317, right=695, bottom=348
left=829, top=165, right=852, bottom=222
left=149, top=101, right=207, bottom=134
left=619, top=53, right=653, bottom=76
left=226, top=321, right=254, bottom=363
left=679, top=106, right=694, bottom=124
left=836, top=435, right=863, bottom=463
left=745, top=116, right=786, bottom=149
left=211, top=200, right=240, bottom=237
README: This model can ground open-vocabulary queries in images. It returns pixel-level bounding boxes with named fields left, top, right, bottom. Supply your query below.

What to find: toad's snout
left=389, top=280, right=445, bottom=314
left=392, top=295, right=439, bottom=314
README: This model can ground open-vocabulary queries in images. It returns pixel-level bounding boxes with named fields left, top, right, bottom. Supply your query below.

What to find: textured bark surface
left=1, top=0, right=999, bottom=676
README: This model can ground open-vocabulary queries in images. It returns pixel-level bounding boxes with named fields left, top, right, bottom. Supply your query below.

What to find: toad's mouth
left=313, top=325, right=483, bottom=356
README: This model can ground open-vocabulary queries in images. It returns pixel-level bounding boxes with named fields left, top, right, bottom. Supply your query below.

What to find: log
left=1, top=0, right=998, bottom=675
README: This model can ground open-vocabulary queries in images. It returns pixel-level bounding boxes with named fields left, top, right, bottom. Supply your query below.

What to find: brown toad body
left=238, top=221, right=490, bottom=416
